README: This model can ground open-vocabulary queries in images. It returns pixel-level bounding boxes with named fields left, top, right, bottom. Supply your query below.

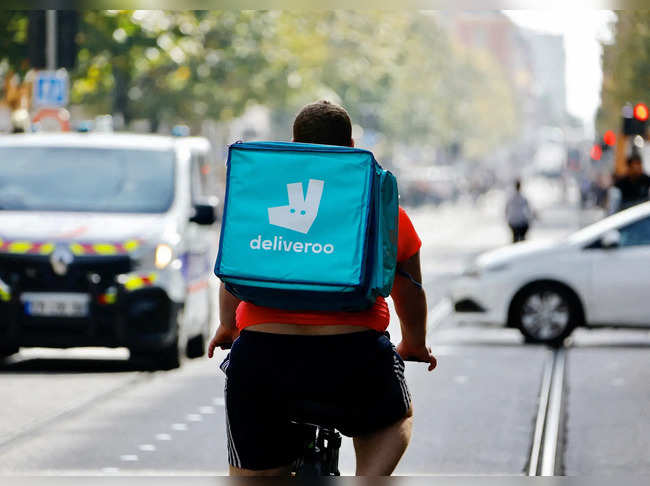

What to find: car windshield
left=567, top=204, right=650, bottom=245
left=0, top=146, right=175, bottom=213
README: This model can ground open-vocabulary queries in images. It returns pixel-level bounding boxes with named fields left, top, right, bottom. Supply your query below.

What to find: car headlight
left=485, top=263, right=510, bottom=273
left=462, top=262, right=510, bottom=278
left=462, top=264, right=482, bottom=278
left=154, top=244, right=173, bottom=269
left=132, top=242, right=176, bottom=271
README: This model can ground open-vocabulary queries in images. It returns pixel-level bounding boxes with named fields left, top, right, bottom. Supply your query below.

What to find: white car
left=450, top=202, right=650, bottom=345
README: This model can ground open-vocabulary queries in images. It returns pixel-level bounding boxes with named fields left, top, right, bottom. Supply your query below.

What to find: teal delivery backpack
left=214, top=141, right=398, bottom=311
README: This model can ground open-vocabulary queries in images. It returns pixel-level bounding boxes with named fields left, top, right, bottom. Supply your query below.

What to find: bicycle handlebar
left=216, top=342, right=428, bottom=362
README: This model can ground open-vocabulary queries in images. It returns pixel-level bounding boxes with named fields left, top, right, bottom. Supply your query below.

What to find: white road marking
left=212, top=397, right=225, bottom=406
left=186, top=414, right=202, bottom=422
left=453, top=375, right=468, bottom=384
left=171, top=423, right=187, bottom=431
left=101, top=467, right=120, bottom=474
left=155, top=433, right=172, bottom=441
left=138, top=444, right=156, bottom=452
left=199, top=406, right=216, bottom=414
left=120, top=454, right=138, bottom=462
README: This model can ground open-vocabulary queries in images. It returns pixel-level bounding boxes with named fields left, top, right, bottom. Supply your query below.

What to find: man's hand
left=207, top=324, right=240, bottom=358
left=396, top=341, right=437, bottom=371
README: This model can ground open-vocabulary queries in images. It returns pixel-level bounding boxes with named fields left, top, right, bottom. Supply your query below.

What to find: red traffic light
left=590, top=144, right=602, bottom=161
left=603, top=130, right=616, bottom=146
left=634, top=103, right=648, bottom=122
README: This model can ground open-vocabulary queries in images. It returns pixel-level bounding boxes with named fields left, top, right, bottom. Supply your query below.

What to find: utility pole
left=46, top=10, right=57, bottom=71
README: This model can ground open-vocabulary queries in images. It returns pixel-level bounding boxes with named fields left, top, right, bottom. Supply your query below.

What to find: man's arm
left=219, top=281, right=240, bottom=329
left=207, top=282, right=241, bottom=358
left=391, top=251, right=436, bottom=371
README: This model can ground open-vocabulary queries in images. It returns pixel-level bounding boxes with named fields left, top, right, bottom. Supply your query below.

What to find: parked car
left=0, top=132, right=219, bottom=369
left=451, top=202, right=650, bottom=345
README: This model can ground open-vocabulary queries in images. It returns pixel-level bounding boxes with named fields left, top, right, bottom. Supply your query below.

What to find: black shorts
left=220, top=329, right=411, bottom=470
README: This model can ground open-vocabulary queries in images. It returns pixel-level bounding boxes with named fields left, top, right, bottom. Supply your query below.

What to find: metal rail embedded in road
left=528, top=348, right=567, bottom=476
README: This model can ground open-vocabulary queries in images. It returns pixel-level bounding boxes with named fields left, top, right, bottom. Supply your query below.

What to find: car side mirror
left=601, top=229, right=621, bottom=249
left=190, top=198, right=219, bottom=225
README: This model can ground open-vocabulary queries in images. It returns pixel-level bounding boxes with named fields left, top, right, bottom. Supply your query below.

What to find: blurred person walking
left=612, top=154, right=650, bottom=212
left=505, top=179, right=533, bottom=243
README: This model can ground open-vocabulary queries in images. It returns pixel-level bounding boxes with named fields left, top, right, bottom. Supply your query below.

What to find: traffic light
left=28, top=11, right=78, bottom=70
left=603, top=130, right=616, bottom=147
left=623, top=102, right=648, bottom=136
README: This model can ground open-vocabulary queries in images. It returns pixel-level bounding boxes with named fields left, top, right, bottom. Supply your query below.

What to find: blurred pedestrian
left=613, top=154, right=650, bottom=212
left=505, top=179, right=533, bottom=243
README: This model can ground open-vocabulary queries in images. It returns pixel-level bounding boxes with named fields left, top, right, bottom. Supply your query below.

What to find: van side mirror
left=601, top=229, right=621, bottom=249
left=190, top=198, right=219, bottom=225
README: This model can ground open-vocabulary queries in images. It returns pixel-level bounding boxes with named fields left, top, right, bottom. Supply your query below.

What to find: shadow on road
left=0, top=357, right=149, bottom=374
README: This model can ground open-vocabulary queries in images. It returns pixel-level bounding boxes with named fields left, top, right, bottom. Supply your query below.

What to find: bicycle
left=288, top=354, right=424, bottom=476
left=291, top=417, right=342, bottom=476
left=216, top=332, right=427, bottom=477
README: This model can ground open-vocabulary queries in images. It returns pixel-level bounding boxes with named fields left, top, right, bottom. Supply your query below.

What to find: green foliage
left=0, top=11, right=30, bottom=77
left=0, top=10, right=519, bottom=156
left=598, top=11, right=650, bottom=133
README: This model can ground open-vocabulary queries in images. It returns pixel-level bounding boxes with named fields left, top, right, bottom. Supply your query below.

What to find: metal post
left=46, top=10, right=57, bottom=71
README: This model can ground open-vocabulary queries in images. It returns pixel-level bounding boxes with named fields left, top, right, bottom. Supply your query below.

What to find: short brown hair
left=292, top=100, right=352, bottom=147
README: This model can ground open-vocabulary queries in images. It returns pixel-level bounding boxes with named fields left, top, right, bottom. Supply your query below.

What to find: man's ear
left=350, top=138, right=355, bottom=148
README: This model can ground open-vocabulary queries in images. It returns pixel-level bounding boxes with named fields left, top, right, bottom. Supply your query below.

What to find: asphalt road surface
left=1, top=180, right=649, bottom=476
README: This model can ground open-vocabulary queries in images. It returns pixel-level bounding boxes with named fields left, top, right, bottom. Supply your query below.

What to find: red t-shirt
left=236, top=207, right=421, bottom=332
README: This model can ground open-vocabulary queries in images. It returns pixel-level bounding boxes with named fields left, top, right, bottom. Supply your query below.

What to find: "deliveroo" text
left=249, top=235, right=334, bottom=254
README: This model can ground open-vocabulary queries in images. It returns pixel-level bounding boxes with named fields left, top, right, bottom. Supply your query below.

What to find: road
left=1, top=179, right=649, bottom=476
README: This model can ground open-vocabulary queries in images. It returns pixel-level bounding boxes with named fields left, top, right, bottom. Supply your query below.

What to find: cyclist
left=208, top=100, right=436, bottom=476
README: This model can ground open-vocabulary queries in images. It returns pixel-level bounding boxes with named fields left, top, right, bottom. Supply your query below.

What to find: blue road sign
left=33, top=71, right=69, bottom=107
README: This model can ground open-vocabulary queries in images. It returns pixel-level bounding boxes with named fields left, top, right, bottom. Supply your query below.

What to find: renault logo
left=50, top=246, right=74, bottom=276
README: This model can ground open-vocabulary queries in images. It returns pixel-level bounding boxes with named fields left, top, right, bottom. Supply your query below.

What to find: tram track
left=528, top=347, right=567, bottom=476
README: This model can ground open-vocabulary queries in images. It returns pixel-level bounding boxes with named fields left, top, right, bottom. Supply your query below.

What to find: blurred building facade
left=441, top=11, right=568, bottom=128
left=437, top=11, right=571, bottom=179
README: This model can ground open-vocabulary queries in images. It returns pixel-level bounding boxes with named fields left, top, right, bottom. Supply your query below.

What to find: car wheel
left=130, top=340, right=180, bottom=371
left=187, top=291, right=213, bottom=359
left=156, top=340, right=181, bottom=370
left=513, top=284, right=578, bottom=346
left=186, top=333, right=206, bottom=359
left=129, top=314, right=181, bottom=371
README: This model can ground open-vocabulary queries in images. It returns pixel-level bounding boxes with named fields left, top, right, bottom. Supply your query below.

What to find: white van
left=0, top=132, right=220, bottom=369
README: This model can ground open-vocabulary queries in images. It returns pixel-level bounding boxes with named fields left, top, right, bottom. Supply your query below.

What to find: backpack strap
left=396, top=269, right=423, bottom=290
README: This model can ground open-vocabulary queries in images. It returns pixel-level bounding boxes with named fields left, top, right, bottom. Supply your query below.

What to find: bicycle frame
left=291, top=423, right=342, bottom=476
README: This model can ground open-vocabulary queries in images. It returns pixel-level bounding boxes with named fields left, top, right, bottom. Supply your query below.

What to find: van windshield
left=0, top=146, right=175, bottom=213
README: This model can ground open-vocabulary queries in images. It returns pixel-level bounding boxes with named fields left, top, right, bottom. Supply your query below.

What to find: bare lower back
left=245, top=323, right=370, bottom=335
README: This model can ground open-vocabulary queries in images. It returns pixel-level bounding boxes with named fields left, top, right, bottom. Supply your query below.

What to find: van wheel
left=186, top=333, right=206, bottom=359
left=512, top=283, right=578, bottom=347
left=130, top=341, right=180, bottom=371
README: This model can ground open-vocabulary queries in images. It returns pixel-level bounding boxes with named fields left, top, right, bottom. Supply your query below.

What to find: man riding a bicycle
left=208, top=100, right=436, bottom=476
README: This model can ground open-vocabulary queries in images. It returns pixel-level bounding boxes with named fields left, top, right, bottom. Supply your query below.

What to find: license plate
left=20, top=293, right=90, bottom=318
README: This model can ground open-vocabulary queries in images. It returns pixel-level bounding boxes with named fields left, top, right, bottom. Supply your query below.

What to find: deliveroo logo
left=268, top=179, right=324, bottom=234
